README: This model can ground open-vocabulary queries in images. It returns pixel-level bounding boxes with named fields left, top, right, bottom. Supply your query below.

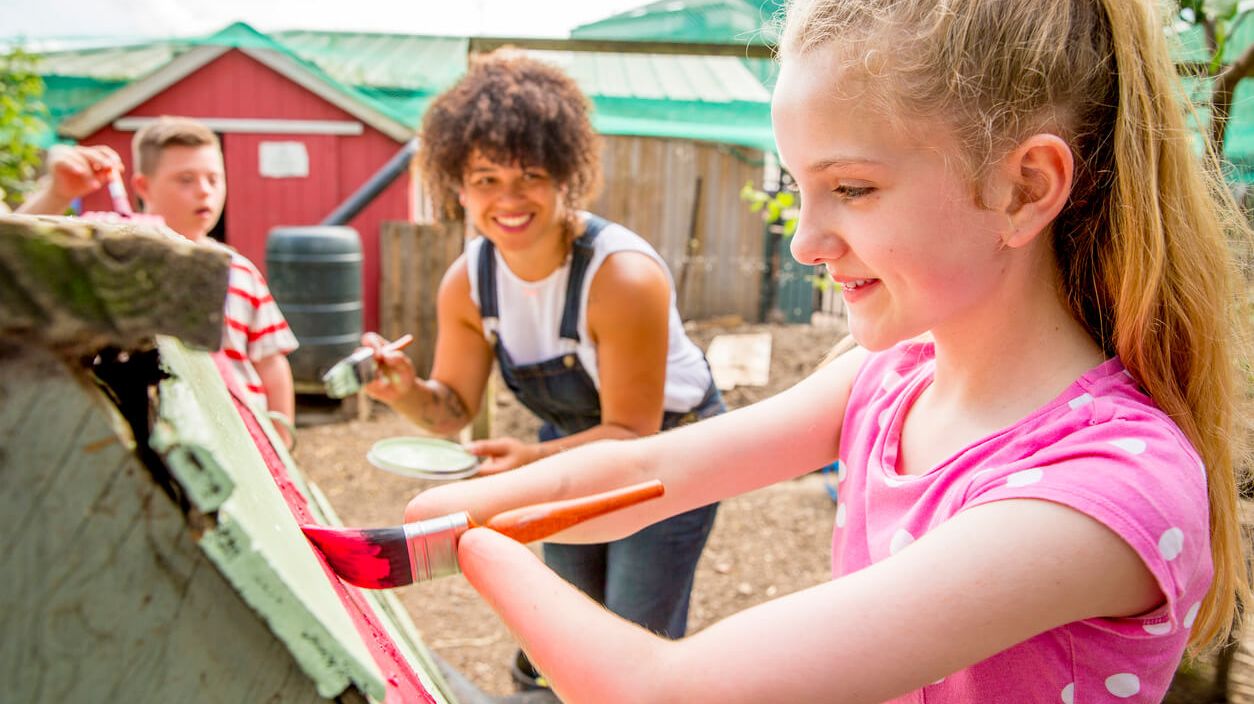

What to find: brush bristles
left=321, top=349, right=375, bottom=399
left=302, top=524, right=413, bottom=589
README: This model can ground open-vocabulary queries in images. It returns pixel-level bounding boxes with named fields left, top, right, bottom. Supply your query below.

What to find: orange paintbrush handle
left=483, top=479, right=665, bottom=544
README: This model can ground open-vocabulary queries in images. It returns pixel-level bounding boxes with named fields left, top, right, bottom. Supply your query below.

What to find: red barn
left=59, top=24, right=415, bottom=333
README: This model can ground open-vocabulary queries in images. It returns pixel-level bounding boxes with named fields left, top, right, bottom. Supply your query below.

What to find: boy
left=132, top=117, right=298, bottom=439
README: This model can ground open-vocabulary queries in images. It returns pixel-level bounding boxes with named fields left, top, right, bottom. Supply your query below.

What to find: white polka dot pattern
left=1105, top=673, right=1141, bottom=697
left=836, top=461, right=847, bottom=483
left=1006, top=467, right=1044, bottom=487
left=1109, top=437, right=1147, bottom=455
left=1158, top=527, right=1184, bottom=561
left=834, top=344, right=1207, bottom=701
left=835, top=503, right=847, bottom=528
left=890, top=528, right=914, bottom=555
left=1068, top=393, right=1094, bottom=409
left=1184, top=602, right=1200, bottom=628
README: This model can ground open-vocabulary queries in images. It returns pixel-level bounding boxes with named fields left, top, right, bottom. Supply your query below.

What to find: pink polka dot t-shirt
left=835, top=342, right=1212, bottom=703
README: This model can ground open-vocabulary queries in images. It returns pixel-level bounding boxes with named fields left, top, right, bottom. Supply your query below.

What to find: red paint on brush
left=213, top=352, right=435, bottom=703
left=302, top=524, right=408, bottom=590
left=308, top=480, right=666, bottom=589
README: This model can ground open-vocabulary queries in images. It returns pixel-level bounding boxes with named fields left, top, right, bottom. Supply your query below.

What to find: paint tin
left=366, top=436, right=479, bottom=480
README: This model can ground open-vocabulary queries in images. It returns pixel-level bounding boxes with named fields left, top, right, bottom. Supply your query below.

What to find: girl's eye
left=523, top=171, right=545, bottom=182
left=834, top=185, right=874, bottom=200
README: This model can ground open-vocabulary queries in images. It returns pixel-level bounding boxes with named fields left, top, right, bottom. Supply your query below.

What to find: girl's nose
left=789, top=207, right=842, bottom=266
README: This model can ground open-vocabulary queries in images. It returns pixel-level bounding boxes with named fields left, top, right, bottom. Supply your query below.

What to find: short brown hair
left=132, top=116, right=219, bottom=175
left=418, top=49, right=601, bottom=220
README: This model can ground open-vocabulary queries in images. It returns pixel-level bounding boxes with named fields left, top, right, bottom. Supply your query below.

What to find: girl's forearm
left=459, top=528, right=677, bottom=704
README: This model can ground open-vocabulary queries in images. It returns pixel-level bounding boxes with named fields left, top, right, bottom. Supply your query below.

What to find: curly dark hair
left=418, top=49, right=602, bottom=221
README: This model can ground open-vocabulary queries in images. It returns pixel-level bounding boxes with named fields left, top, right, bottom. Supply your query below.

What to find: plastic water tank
left=265, top=225, right=363, bottom=388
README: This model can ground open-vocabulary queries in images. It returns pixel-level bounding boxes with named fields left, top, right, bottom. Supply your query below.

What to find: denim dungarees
left=477, top=214, right=722, bottom=638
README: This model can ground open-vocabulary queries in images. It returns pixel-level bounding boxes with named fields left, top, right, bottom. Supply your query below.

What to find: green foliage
left=1178, top=0, right=1244, bottom=73
left=740, top=181, right=798, bottom=235
left=0, top=47, right=48, bottom=209
left=739, top=180, right=835, bottom=291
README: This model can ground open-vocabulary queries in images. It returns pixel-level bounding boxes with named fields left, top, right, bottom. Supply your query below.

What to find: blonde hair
left=783, top=0, right=1251, bottom=652
left=132, top=117, right=220, bottom=176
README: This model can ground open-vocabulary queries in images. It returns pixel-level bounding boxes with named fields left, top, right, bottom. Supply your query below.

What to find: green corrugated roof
left=33, top=21, right=777, bottom=152
left=46, top=9, right=1254, bottom=168
left=571, top=0, right=780, bottom=45
left=571, top=0, right=782, bottom=90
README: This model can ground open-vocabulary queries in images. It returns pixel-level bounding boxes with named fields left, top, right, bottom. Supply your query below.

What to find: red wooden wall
left=78, top=49, right=409, bottom=331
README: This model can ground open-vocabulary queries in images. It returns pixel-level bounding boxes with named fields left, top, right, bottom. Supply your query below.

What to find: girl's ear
left=1000, top=133, right=1074, bottom=248
left=457, top=190, right=466, bottom=207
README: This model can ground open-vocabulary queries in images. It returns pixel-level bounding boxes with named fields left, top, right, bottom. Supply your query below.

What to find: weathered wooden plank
left=0, top=214, right=230, bottom=352
left=378, top=220, right=464, bottom=379
left=150, top=336, right=388, bottom=700
left=0, top=341, right=325, bottom=703
left=380, top=220, right=404, bottom=342
left=590, top=136, right=764, bottom=320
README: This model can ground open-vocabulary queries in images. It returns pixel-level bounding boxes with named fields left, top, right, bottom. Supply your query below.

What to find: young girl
left=363, top=51, right=723, bottom=688
left=403, top=0, right=1251, bottom=701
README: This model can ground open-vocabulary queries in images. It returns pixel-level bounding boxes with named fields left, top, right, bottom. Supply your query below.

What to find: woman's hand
left=467, top=437, right=543, bottom=475
left=360, top=332, right=419, bottom=404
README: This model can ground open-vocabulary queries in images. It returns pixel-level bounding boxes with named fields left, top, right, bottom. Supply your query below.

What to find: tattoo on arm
left=420, top=381, right=470, bottom=429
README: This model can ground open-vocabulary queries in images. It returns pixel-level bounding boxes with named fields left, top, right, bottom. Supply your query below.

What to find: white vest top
left=466, top=217, right=711, bottom=412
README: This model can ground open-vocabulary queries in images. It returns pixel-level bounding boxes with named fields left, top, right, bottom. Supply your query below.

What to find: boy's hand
left=361, top=332, right=419, bottom=403
left=47, top=144, right=123, bottom=201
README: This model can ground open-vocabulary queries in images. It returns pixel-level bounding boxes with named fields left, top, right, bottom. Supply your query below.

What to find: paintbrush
left=106, top=170, right=134, bottom=215
left=321, top=333, right=414, bottom=398
left=302, top=479, right=665, bottom=589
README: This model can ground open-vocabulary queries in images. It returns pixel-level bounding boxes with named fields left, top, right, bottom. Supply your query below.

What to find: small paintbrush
left=322, top=333, right=414, bottom=399
left=106, top=170, right=134, bottom=215
left=302, top=479, right=665, bottom=589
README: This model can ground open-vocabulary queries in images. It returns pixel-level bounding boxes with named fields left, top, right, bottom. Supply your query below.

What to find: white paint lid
left=366, top=437, right=479, bottom=480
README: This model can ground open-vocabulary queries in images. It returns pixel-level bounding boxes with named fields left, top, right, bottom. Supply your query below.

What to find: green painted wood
left=0, top=340, right=324, bottom=703
left=1, top=217, right=459, bottom=702
left=151, top=336, right=388, bottom=700
left=300, top=463, right=460, bottom=702
left=0, top=214, right=228, bottom=352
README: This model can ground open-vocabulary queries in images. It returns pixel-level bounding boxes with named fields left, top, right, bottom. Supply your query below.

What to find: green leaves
left=740, top=180, right=799, bottom=235
left=0, top=47, right=48, bottom=209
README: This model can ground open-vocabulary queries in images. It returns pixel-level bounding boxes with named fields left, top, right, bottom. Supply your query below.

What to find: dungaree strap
left=475, top=215, right=611, bottom=343
left=478, top=238, right=500, bottom=322
left=558, top=215, right=609, bottom=342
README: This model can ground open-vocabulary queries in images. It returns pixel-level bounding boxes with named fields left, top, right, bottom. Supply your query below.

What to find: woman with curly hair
left=361, top=49, right=723, bottom=689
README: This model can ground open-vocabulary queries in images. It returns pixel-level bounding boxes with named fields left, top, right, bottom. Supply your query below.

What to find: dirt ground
left=294, top=318, right=846, bottom=696
left=292, top=317, right=1218, bottom=701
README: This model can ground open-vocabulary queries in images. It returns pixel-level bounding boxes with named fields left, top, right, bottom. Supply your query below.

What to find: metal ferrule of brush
left=403, top=511, right=472, bottom=582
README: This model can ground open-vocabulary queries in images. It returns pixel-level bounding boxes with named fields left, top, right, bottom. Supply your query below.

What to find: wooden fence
left=592, top=135, right=766, bottom=321
left=397, top=135, right=774, bottom=323
left=378, top=220, right=465, bottom=378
